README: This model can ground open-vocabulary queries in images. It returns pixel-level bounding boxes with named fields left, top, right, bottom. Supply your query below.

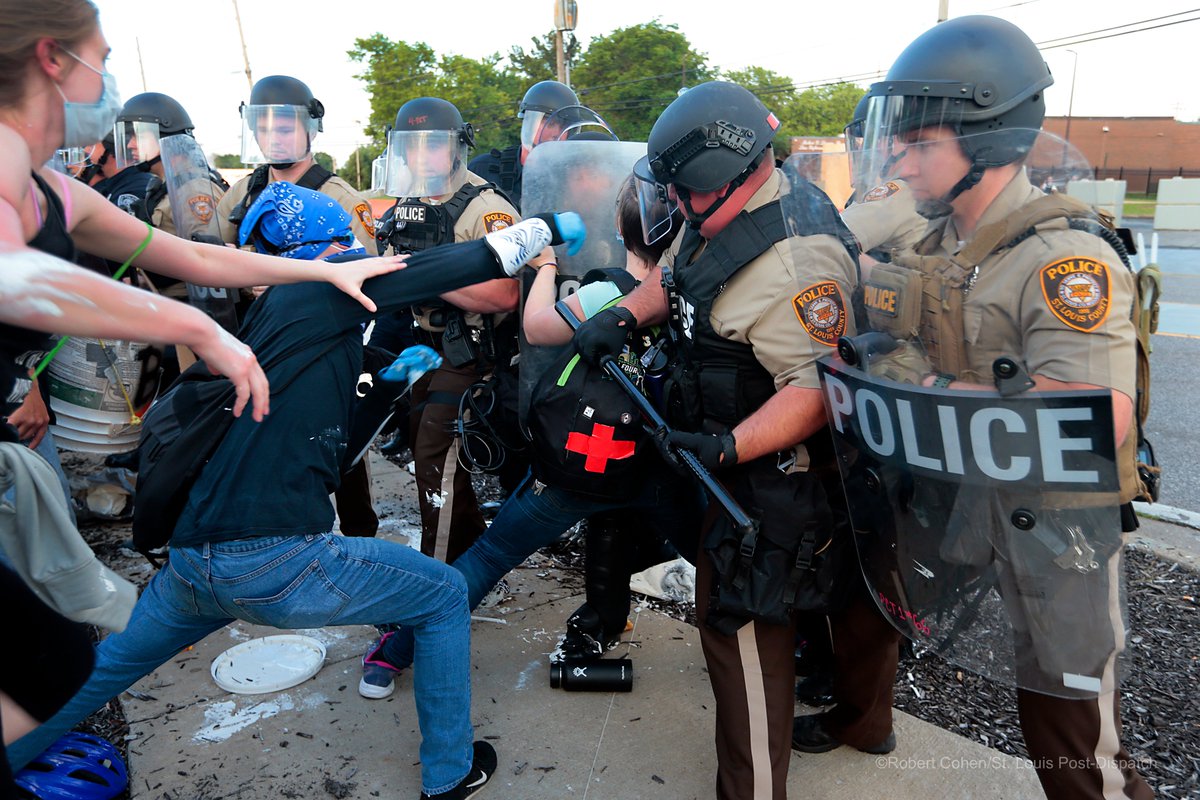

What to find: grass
left=1123, top=192, right=1157, bottom=219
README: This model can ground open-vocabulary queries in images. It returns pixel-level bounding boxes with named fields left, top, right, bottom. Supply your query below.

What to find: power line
left=1037, top=10, right=1200, bottom=49
left=1035, top=8, right=1200, bottom=45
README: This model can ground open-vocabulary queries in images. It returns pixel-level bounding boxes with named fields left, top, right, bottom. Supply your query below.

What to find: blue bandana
left=238, top=181, right=366, bottom=260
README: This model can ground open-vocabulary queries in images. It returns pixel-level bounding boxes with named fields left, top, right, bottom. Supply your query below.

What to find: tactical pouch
left=704, top=461, right=853, bottom=634
left=441, top=312, right=480, bottom=368
left=862, top=263, right=922, bottom=340
left=919, top=263, right=969, bottom=378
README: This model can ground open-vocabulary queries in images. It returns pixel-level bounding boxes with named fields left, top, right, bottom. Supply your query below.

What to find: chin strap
left=678, top=150, right=768, bottom=229
left=917, top=158, right=987, bottom=220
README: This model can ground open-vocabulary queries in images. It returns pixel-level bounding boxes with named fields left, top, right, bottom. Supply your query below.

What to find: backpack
left=526, top=271, right=663, bottom=499
left=131, top=334, right=341, bottom=565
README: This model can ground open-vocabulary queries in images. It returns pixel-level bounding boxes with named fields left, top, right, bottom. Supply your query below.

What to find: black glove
left=653, top=428, right=738, bottom=474
left=572, top=306, right=636, bottom=366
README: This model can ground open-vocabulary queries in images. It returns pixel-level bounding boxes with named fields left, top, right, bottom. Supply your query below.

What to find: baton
left=555, top=302, right=758, bottom=536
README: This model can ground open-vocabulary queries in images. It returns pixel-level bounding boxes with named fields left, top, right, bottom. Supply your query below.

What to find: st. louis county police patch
left=1039, top=256, right=1111, bottom=332
left=792, top=281, right=847, bottom=346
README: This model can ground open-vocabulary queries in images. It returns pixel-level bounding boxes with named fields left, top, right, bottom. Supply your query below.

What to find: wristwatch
left=931, top=372, right=956, bottom=388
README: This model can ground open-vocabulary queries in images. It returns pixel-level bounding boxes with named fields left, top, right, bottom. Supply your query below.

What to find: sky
left=90, top=0, right=1200, bottom=167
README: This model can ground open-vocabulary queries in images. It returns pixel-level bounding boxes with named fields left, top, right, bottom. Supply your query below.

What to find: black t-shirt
left=171, top=239, right=506, bottom=545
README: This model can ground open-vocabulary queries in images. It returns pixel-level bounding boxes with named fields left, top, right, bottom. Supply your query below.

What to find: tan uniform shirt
left=145, top=180, right=226, bottom=300
left=216, top=169, right=380, bottom=256
left=922, top=171, right=1138, bottom=498
left=662, top=168, right=860, bottom=393
left=409, top=171, right=521, bottom=331
left=841, top=179, right=928, bottom=255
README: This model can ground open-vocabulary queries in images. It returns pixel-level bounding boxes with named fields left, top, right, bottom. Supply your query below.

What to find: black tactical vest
left=375, top=181, right=493, bottom=255
left=666, top=183, right=860, bottom=430
left=227, top=162, right=334, bottom=230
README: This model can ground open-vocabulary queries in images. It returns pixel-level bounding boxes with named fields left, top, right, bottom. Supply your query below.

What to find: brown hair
left=615, top=173, right=678, bottom=266
left=0, top=0, right=99, bottom=107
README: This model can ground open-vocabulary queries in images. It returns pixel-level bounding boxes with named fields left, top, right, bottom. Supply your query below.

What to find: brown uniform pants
left=695, top=519, right=900, bottom=800
left=411, top=362, right=485, bottom=563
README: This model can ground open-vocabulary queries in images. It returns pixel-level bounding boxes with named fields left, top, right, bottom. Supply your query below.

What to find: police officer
left=356, top=96, right=523, bottom=697
left=572, top=81, right=897, bottom=799
left=467, top=79, right=579, bottom=210
left=217, top=75, right=377, bottom=256
left=852, top=16, right=1151, bottom=800
left=107, top=92, right=227, bottom=297
left=217, top=75, right=380, bottom=538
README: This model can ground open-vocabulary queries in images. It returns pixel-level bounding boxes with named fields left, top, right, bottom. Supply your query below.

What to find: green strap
left=33, top=222, right=155, bottom=377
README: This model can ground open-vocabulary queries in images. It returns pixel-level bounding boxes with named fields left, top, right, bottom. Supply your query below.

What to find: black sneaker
left=420, top=741, right=496, bottom=799
left=791, top=713, right=896, bottom=755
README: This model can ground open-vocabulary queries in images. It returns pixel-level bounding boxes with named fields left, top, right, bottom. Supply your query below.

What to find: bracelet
left=536, top=261, right=559, bottom=270
left=931, top=372, right=956, bottom=388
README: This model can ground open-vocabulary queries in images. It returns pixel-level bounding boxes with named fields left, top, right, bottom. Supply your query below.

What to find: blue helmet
left=14, top=732, right=129, bottom=800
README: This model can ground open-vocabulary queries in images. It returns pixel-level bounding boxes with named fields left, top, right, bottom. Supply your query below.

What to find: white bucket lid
left=210, top=634, right=327, bottom=695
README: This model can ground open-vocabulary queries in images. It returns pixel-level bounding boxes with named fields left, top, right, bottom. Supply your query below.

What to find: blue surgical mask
left=55, top=48, right=123, bottom=149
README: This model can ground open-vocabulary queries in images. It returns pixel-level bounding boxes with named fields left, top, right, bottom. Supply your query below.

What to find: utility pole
left=554, top=0, right=578, bottom=88
left=938, top=0, right=949, bottom=22
left=232, top=0, right=253, bottom=92
left=1064, top=49, right=1078, bottom=144
left=355, top=147, right=361, bottom=190
left=135, top=37, right=147, bottom=92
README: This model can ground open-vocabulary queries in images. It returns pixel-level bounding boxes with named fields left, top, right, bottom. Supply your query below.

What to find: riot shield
left=782, top=132, right=1130, bottom=697
left=159, top=134, right=238, bottom=332
left=516, top=140, right=646, bottom=422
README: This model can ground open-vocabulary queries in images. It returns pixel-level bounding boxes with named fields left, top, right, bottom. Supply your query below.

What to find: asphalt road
left=1125, top=221, right=1200, bottom=513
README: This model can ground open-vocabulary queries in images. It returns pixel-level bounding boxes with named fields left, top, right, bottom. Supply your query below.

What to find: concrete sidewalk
left=103, top=454, right=1199, bottom=799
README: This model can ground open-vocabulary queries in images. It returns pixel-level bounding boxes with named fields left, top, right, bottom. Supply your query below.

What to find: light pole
left=1063, top=49, right=1078, bottom=145
left=1101, top=125, right=1110, bottom=172
left=554, top=0, right=578, bottom=87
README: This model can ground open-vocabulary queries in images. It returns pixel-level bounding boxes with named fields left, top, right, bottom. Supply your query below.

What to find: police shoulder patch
left=792, top=281, right=847, bottom=346
left=187, top=195, right=214, bottom=223
left=353, top=202, right=376, bottom=239
left=862, top=181, right=901, bottom=203
left=1039, top=256, right=1111, bottom=332
left=483, top=211, right=514, bottom=232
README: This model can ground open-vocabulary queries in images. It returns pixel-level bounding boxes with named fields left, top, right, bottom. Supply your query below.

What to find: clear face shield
left=632, top=156, right=675, bottom=245
left=383, top=130, right=468, bottom=199
left=520, top=109, right=553, bottom=155
left=782, top=141, right=1126, bottom=698
left=370, top=154, right=387, bottom=195
left=113, top=120, right=162, bottom=170
left=240, top=104, right=318, bottom=165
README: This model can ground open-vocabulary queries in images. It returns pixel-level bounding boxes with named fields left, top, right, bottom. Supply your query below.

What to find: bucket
left=45, top=336, right=145, bottom=454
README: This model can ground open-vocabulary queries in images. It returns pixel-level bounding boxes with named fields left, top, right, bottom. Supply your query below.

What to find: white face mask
left=54, top=48, right=123, bottom=149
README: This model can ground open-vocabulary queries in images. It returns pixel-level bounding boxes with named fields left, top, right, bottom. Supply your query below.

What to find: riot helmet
left=518, top=80, right=580, bottom=157
left=859, top=16, right=1052, bottom=211
left=533, top=105, right=616, bottom=146
left=113, top=92, right=195, bottom=170
left=384, top=97, right=475, bottom=199
left=240, top=75, right=325, bottom=166
left=633, top=81, right=780, bottom=231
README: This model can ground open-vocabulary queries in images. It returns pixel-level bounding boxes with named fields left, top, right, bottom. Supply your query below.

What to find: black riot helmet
left=240, top=75, right=325, bottom=166
left=636, top=81, right=779, bottom=194
left=518, top=80, right=579, bottom=119
left=844, top=93, right=870, bottom=144
left=392, top=97, right=475, bottom=147
left=862, top=15, right=1052, bottom=205
left=117, top=92, right=194, bottom=137
left=384, top=97, right=475, bottom=198
left=113, top=92, right=195, bottom=169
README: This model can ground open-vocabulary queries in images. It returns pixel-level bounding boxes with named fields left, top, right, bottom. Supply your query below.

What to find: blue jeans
left=8, top=534, right=475, bottom=796
left=378, top=471, right=701, bottom=670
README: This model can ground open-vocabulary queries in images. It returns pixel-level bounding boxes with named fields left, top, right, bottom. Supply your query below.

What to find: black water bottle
left=549, top=658, right=633, bottom=692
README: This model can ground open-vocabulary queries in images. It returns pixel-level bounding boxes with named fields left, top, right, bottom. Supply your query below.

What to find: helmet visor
left=370, top=154, right=387, bottom=195
left=520, top=110, right=555, bottom=154
left=633, top=156, right=674, bottom=245
left=240, top=104, right=318, bottom=165
left=384, top=130, right=467, bottom=198
left=113, top=120, right=162, bottom=169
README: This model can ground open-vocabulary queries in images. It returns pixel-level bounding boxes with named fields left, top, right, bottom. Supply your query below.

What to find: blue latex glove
left=379, top=345, right=443, bottom=388
left=553, top=212, right=587, bottom=256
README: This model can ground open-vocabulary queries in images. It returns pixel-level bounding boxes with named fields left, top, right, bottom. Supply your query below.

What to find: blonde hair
left=0, top=0, right=99, bottom=107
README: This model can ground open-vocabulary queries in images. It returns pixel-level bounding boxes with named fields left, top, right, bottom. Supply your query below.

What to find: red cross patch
left=565, top=423, right=636, bottom=473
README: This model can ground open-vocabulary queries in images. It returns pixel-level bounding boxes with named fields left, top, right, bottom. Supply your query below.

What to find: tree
left=723, top=69, right=865, bottom=144
left=571, top=22, right=714, bottom=142
left=348, top=34, right=523, bottom=155
left=211, top=153, right=241, bottom=169
left=336, top=145, right=382, bottom=192
left=313, top=152, right=335, bottom=172
left=507, top=30, right=581, bottom=84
